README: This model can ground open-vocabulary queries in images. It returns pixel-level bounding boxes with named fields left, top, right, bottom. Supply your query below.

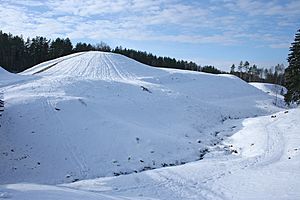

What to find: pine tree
left=238, top=61, right=243, bottom=78
left=49, top=38, right=72, bottom=59
left=243, top=61, right=250, bottom=81
left=285, top=29, right=300, bottom=105
left=230, top=64, right=235, bottom=74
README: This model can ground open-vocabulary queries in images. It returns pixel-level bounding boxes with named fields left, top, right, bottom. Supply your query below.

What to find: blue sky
left=0, top=0, right=299, bottom=71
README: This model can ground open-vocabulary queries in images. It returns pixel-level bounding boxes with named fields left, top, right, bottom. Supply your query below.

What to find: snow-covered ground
left=250, top=82, right=287, bottom=97
left=1, top=108, right=299, bottom=200
left=0, top=51, right=298, bottom=199
left=0, top=67, right=32, bottom=87
left=250, top=82, right=288, bottom=107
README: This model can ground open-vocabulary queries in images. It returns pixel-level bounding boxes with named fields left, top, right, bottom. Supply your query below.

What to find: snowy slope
left=64, top=108, right=300, bottom=200
left=250, top=82, right=287, bottom=96
left=20, top=52, right=85, bottom=75
left=250, top=82, right=288, bottom=107
left=1, top=108, right=299, bottom=200
left=0, top=67, right=14, bottom=81
left=0, top=67, right=29, bottom=87
left=0, top=51, right=282, bottom=185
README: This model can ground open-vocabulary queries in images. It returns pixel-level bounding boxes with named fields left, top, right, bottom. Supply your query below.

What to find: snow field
left=1, top=51, right=297, bottom=200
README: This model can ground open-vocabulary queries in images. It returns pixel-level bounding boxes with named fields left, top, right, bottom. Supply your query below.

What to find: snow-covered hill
left=0, top=51, right=282, bottom=185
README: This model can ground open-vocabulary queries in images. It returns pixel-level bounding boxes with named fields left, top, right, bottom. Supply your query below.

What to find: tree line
left=230, top=61, right=285, bottom=85
left=1, top=29, right=299, bottom=104
left=0, top=31, right=111, bottom=72
left=0, top=30, right=224, bottom=74
left=0, top=30, right=288, bottom=84
left=112, top=46, right=223, bottom=74
left=228, top=28, right=300, bottom=105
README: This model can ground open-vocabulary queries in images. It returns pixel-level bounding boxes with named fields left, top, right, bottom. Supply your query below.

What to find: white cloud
left=2, top=0, right=45, bottom=7
left=224, top=0, right=300, bottom=18
left=269, top=43, right=290, bottom=49
left=0, top=0, right=299, bottom=47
